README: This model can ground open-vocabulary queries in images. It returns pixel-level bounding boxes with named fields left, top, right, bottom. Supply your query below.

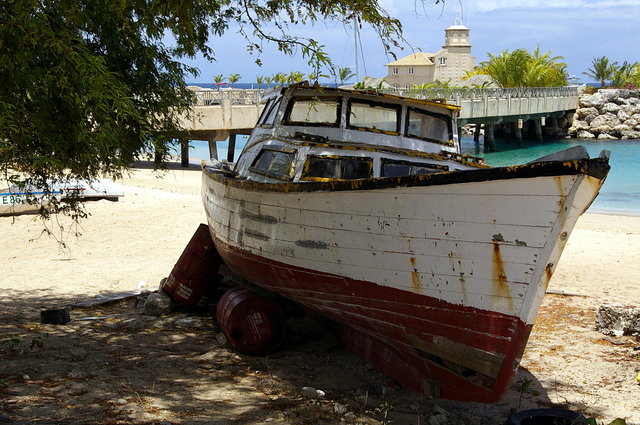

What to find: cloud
left=468, top=0, right=640, bottom=13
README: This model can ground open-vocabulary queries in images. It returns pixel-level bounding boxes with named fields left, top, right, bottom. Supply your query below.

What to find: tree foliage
left=583, top=56, right=618, bottom=88
left=337, top=67, right=356, bottom=85
left=1, top=0, right=405, bottom=217
left=583, top=57, right=640, bottom=88
left=468, top=47, right=568, bottom=88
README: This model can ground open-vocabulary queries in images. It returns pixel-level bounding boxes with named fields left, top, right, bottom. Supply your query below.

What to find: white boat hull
left=202, top=157, right=608, bottom=402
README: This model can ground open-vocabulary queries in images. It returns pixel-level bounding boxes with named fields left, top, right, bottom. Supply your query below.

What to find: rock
left=602, top=103, right=621, bottom=114
left=283, top=410, right=294, bottom=418
left=620, top=129, right=640, bottom=139
left=571, top=120, right=590, bottom=131
left=584, top=113, right=599, bottom=124
left=173, top=317, right=200, bottom=327
left=334, top=403, right=348, bottom=415
left=576, top=130, right=596, bottom=139
left=143, top=292, right=173, bottom=316
left=590, top=113, right=620, bottom=129
left=575, top=107, right=598, bottom=119
left=614, top=124, right=632, bottom=134
left=580, top=92, right=605, bottom=108
left=301, top=386, right=325, bottom=399
left=596, top=304, right=640, bottom=336
left=135, top=291, right=152, bottom=311
left=344, top=412, right=357, bottom=423
left=597, top=133, right=618, bottom=140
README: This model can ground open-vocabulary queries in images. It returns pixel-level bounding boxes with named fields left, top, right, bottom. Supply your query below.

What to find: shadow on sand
left=0, top=289, right=603, bottom=425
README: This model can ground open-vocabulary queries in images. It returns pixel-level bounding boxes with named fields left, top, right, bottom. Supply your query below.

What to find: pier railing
left=191, top=88, right=266, bottom=105
left=379, top=86, right=580, bottom=102
left=190, top=86, right=579, bottom=107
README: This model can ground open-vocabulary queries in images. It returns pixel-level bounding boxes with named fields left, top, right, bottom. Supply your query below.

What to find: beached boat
left=0, top=178, right=124, bottom=216
left=201, top=84, right=610, bottom=402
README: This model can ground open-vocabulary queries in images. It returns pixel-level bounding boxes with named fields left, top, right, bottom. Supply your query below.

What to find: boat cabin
left=233, top=84, right=484, bottom=183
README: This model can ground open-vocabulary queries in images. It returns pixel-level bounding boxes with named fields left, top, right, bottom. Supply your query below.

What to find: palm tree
left=522, top=46, right=568, bottom=87
left=338, top=67, right=356, bottom=85
left=256, top=75, right=264, bottom=89
left=264, top=75, right=273, bottom=88
left=288, top=71, right=305, bottom=84
left=213, top=74, right=224, bottom=89
left=470, top=47, right=567, bottom=87
left=227, top=73, right=241, bottom=87
left=583, top=56, right=618, bottom=88
left=273, top=72, right=287, bottom=87
left=610, top=61, right=639, bottom=88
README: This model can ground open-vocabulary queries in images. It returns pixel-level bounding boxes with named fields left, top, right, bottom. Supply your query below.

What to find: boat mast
left=353, top=17, right=360, bottom=83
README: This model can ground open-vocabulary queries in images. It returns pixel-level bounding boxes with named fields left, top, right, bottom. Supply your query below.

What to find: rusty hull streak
left=492, top=243, right=514, bottom=312
left=409, top=257, right=422, bottom=293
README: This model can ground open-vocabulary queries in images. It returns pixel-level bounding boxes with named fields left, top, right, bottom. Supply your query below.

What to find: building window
left=392, top=66, right=399, bottom=75
left=408, top=66, right=414, bottom=74
left=439, top=57, right=447, bottom=66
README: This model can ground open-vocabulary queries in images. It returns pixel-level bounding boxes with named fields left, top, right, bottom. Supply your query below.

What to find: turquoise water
left=189, top=137, right=640, bottom=215
left=460, top=137, right=640, bottom=215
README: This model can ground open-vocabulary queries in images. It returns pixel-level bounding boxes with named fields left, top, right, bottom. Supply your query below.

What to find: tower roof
left=446, top=24, right=469, bottom=30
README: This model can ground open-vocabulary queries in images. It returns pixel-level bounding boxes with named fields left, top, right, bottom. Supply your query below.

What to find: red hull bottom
left=213, top=238, right=533, bottom=403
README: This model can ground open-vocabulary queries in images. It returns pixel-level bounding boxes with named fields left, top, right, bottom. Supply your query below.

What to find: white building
left=384, top=22, right=476, bottom=88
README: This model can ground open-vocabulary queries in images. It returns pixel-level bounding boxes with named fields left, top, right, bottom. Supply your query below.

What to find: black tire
left=505, top=408, right=587, bottom=425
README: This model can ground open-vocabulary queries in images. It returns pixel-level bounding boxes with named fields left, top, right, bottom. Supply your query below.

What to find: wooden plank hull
left=201, top=158, right=608, bottom=402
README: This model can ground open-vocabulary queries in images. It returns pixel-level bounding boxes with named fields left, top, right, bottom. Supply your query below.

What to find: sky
left=183, top=0, right=640, bottom=85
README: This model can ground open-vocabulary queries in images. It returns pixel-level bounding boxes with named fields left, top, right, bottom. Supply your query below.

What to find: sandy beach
left=1, top=163, right=639, bottom=424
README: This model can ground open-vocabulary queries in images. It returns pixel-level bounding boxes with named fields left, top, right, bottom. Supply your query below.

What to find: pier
left=383, top=86, right=580, bottom=151
left=180, top=86, right=580, bottom=164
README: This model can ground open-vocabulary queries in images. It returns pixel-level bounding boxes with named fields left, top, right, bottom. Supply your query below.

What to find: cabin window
left=381, top=159, right=448, bottom=177
left=406, top=108, right=452, bottom=144
left=408, top=66, right=414, bottom=74
left=260, top=98, right=282, bottom=126
left=439, top=57, right=447, bottom=66
left=250, top=149, right=295, bottom=179
left=302, top=156, right=373, bottom=181
left=347, top=100, right=400, bottom=134
left=284, top=97, right=340, bottom=127
left=256, top=98, right=275, bottom=126
left=392, top=66, right=399, bottom=75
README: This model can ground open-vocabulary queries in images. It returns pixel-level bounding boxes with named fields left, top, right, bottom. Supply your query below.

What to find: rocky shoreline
left=568, top=88, right=640, bottom=140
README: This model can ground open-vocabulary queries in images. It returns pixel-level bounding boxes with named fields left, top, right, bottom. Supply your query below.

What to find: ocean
left=188, top=136, right=640, bottom=215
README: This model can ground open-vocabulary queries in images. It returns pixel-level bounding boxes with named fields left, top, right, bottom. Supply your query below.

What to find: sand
left=1, top=162, right=639, bottom=425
